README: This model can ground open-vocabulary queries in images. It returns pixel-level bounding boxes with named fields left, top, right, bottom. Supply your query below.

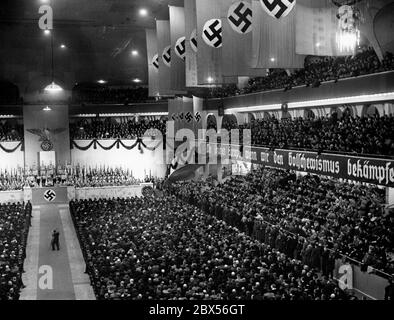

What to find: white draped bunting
left=71, top=139, right=166, bottom=180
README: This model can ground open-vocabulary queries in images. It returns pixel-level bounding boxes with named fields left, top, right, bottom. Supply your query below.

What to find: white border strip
left=20, top=209, right=40, bottom=300
left=225, top=92, right=394, bottom=113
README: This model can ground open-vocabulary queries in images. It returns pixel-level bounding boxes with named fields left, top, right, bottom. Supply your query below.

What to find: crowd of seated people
left=71, top=196, right=355, bottom=300
left=0, top=175, right=24, bottom=191
left=219, top=113, right=394, bottom=156
left=72, top=87, right=151, bottom=104
left=0, top=202, right=31, bottom=300
left=0, top=121, right=23, bottom=142
left=209, top=48, right=394, bottom=98
left=169, top=168, right=393, bottom=275
left=70, top=118, right=167, bottom=140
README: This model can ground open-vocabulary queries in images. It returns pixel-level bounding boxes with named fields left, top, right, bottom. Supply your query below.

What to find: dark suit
left=51, top=231, right=60, bottom=250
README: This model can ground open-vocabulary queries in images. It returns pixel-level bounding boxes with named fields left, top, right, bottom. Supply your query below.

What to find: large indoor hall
left=0, top=0, right=393, bottom=316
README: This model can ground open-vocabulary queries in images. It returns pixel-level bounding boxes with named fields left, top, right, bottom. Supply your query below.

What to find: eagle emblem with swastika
left=190, top=29, right=198, bottom=52
left=202, top=19, right=222, bottom=48
left=162, top=45, right=171, bottom=67
left=228, top=2, right=253, bottom=34
left=152, top=54, right=159, bottom=69
left=175, top=36, right=186, bottom=61
left=41, top=140, right=54, bottom=152
left=44, top=189, right=56, bottom=202
left=259, top=0, right=296, bottom=19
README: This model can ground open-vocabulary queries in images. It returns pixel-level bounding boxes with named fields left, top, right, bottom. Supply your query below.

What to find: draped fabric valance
left=71, top=138, right=162, bottom=152
left=0, top=141, right=23, bottom=153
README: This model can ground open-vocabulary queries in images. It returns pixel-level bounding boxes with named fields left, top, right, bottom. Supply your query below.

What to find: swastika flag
left=221, top=0, right=266, bottom=77
left=195, top=0, right=223, bottom=85
left=252, top=0, right=305, bottom=68
left=145, top=29, right=160, bottom=97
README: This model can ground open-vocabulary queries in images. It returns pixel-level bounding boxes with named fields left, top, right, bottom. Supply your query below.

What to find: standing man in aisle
left=51, top=229, right=60, bottom=251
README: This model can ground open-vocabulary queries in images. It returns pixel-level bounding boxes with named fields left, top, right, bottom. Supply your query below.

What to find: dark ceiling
left=0, top=0, right=183, bottom=92
left=1, top=0, right=393, bottom=95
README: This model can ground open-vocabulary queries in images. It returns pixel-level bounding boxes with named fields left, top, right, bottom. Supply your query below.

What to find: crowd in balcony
left=220, top=113, right=394, bottom=156
left=0, top=121, right=23, bottom=142
left=72, top=87, right=151, bottom=104
left=209, top=48, right=394, bottom=98
left=71, top=196, right=356, bottom=300
left=247, top=113, right=394, bottom=156
left=0, top=202, right=31, bottom=300
left=169, top=168, right=393, bottom=275
left=70, top=118, right=167, bottom=140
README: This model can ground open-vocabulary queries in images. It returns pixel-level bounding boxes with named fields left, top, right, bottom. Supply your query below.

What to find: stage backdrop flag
left=221, top=0, right=265, bottom=77
left=296, top=0, right=352, bottom=56
left=185, top=0, right=200, bottom=87
left=252, top=0, right=305, bottom=68
left=169, top=6, right=187, bottom=91
left=145, top=29, right=160, bottom=97
left=195, top=0, right=224, bottom=85
left=157, top=20, right=175, bottom=96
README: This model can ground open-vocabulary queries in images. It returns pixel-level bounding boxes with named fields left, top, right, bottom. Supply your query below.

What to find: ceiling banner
left=252, top=0, right=305, bottom=68
left=145, top=29, right=160, bottom=97
left=169, top=6, right=187, bottom=91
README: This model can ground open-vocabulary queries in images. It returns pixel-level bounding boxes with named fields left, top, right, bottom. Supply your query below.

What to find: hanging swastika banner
left=190, top=29, right=198, bottom=52
left=202, top=19, right=223, bottom=48
left=259, top=0, right=296, bottom=19
left=152, top=54, right=159, bottom=69
left=162, top=45, right=171, bottom=67
left=228, top=1, right=253, bottom=34
left=175, top=36, right=186, bottom=60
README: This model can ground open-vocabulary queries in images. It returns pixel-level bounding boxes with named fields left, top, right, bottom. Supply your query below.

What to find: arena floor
left=20, top=204, right=95, bottom=300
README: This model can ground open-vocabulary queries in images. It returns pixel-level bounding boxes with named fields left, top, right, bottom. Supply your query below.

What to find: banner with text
left=211, top=144, right=394, bottom=187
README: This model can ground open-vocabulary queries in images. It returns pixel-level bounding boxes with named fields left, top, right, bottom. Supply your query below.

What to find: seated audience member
left=0, top=202, right=30, bottom=300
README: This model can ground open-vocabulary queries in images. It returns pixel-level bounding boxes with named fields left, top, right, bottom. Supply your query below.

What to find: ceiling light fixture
left=43, top=29, right=64, bottom=93
left=139, top=8, right=148, bottom=17
left=44, top=82, right=63, bottom=92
